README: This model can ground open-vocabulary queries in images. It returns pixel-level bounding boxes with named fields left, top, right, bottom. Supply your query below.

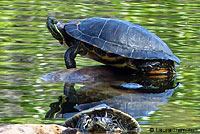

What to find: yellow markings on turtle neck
left=49, top=25, right=57, bottom=37
left=54, top=24, right=64, bottom=41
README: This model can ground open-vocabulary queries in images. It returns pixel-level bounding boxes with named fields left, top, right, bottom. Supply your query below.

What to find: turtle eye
left=53, top=19, right=58, bottom=24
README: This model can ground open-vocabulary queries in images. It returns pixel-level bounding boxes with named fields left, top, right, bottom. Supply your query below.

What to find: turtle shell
left=65, top=17, right=180, bottom=64
left=65, top=104, right=140, bottom=132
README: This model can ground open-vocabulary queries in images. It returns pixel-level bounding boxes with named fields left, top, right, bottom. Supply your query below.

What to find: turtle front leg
left=64, top=45, right=80, bottom=69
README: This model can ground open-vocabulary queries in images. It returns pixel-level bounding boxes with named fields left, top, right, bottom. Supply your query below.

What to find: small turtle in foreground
left=63, top=104, right=140, bottom=133
left=46, top=17, right=180, bottom=74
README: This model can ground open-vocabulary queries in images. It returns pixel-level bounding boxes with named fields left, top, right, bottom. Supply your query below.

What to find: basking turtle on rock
left=46, top=17, right=180, bottom=74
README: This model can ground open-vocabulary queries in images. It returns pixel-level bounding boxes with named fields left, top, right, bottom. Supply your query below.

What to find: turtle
left=46, top=17, right=180, bottom=74
left=63, top=104, right=140, bottom=133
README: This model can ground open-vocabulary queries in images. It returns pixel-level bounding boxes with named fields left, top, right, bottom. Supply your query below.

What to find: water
left=0, top=0, right=200, bottom=133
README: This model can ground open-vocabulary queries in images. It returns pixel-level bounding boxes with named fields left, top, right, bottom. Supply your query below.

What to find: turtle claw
left=65, top=59, right=76, bottom=69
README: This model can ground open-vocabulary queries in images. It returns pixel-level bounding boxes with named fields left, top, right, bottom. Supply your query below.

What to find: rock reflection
left=44, top=65, right=179, bottom=121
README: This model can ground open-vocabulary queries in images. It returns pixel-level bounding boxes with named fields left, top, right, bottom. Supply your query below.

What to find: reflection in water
left=83, top=89, right=175, bottom=119
left=45, top=66, right=179, bottom=123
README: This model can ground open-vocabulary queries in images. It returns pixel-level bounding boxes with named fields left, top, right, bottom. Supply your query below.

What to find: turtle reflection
left=45, top=66, right=179, bottom=120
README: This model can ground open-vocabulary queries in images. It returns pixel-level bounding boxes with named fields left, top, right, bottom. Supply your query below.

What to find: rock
left=0, top=124, right=67, bottom=134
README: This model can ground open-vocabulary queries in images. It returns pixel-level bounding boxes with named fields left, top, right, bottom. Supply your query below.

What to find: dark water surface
left=0, top=0, right=200, bottom=133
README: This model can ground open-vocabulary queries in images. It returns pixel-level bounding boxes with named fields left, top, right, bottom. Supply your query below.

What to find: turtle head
left=93, top=116, right=118, bottom=131
left=46, top=17, right=67, bottom=45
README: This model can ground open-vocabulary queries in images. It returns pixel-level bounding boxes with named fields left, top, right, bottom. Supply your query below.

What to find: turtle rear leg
left=130, top=59, right=175, bottom=74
